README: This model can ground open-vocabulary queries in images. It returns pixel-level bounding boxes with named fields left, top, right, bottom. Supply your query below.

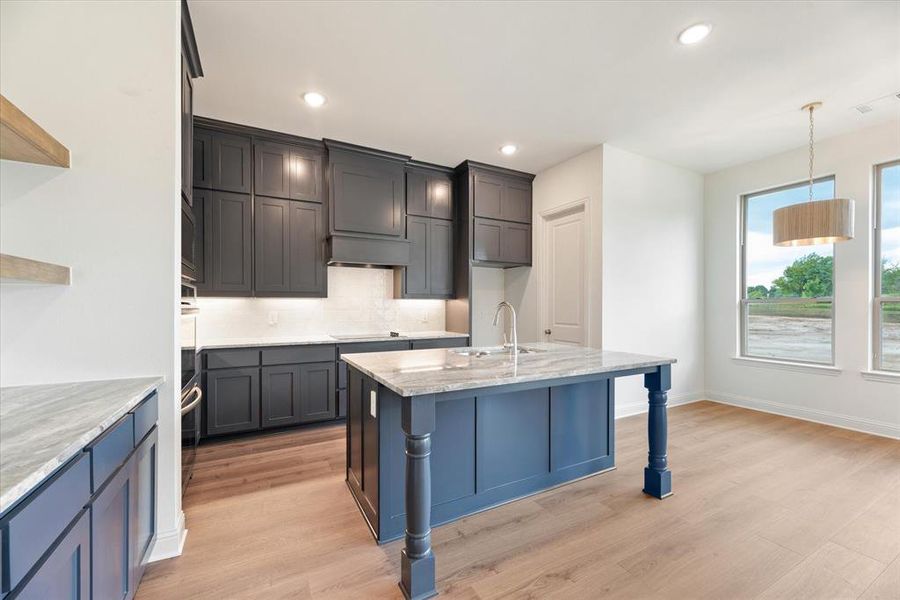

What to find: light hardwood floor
left=137, top=401, right=900, bottom=600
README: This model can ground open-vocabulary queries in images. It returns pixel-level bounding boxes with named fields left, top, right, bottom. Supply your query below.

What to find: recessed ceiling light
left=303, top=92, right=327, bottom=107
left=499, top=144, right=518, bottom=156
left=678, top=23, right=712, bottom=45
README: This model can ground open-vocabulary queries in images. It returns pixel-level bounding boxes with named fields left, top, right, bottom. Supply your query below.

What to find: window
left=874, top=160, right=900, bottom=372
left=740, top=177, right=836, bottom=364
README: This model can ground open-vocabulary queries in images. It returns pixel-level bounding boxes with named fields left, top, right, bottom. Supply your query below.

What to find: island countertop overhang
left=341, top=342, right=676, bottom=397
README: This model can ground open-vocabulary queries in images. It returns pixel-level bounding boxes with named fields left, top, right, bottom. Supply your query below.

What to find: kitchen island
left=342, top=343, right=676, bottom=600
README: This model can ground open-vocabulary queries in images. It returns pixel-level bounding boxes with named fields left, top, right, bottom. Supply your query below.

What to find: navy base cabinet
left=92, top=457, right=134, bottom=600
left=9, top=510, right=90, bottom=600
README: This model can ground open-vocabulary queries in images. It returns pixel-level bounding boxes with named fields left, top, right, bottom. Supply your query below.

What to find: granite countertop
left=0, top=376, right=163, bottom=514
left=341, top=342, right=676, bottom=397
left=198, top=330, right=469, bottom=350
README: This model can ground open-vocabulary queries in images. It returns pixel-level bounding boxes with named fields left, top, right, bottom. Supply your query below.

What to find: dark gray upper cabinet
left=211, top=132, right=252, bottom=194
left=209, top=191, right=252, bottom=295
left=206, top=367, right=260, bottom=435
left=254, top=197, right=325, bottom=297
left=192, top=187, right=210, bottom=290
left=394, top=216, right=454, bottom=298
left=192, top=129, right=212, bottom=189
left=473, top=217, right=531, bottom=266
left=289, top=146, right=324, bottom=203
left=254, top=141, right=291, bottom=199
left=327, top=144, right=408, bottom=238
left=406, top=165, right=454, bottom=220
left=472, top=170, right=532, bottom=224
left=181, top=56, right=193, bottom=206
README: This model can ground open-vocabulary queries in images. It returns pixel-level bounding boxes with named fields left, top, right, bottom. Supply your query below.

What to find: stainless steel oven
left=180, top=281, right=202, bottom=495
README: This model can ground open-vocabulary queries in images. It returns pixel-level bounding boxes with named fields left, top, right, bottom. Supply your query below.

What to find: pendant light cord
left=808, top=105, right=815, bottom=202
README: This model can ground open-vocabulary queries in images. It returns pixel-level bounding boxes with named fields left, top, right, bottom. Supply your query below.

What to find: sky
left=744, top=166, right=900, bottom=291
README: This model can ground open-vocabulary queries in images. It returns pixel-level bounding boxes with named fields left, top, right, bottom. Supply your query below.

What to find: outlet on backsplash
left=268, top=311, right=279, bottom=326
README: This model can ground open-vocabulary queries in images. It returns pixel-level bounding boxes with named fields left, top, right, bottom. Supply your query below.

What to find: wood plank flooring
left=137, top=401, right=900, bottom=600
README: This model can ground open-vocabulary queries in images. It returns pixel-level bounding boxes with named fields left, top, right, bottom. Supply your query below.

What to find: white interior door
left=542, top=204, right=587, bottom=345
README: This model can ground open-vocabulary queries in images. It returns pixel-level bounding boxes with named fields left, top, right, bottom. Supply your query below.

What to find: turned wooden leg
left=643, top=364, right=672, bottom=499
left=400, top=395, right=437, bottom=600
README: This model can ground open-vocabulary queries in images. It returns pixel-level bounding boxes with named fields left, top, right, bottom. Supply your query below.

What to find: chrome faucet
left=492, top=301, right=518, bottom=356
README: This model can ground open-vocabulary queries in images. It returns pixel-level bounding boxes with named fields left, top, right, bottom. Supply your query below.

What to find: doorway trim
left=537, top=197, right=593, bottom=347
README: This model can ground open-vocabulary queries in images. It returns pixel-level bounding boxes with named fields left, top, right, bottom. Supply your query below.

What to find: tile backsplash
left=196, top=267, right=446, bottom=341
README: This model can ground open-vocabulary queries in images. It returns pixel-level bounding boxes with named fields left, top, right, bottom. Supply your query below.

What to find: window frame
left=739, top=175, right=837, bottom=366
left=873, top=159, right=900, bottom=372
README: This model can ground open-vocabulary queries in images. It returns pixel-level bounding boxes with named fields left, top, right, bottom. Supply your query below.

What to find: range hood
left=327, top=233, right=411, bottom=267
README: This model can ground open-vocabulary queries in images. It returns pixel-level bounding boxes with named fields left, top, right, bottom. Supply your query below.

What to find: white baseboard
left=148, top=510, right=187, bottom=562
left=615, top=391, right=705, bottom=419
left=706, top=390, right=900, bottom=440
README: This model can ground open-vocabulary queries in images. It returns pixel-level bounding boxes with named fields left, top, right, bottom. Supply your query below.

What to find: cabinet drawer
left=205, top=348, right=260, bottom=369
left=410, top=337, right=469, bottom=350
left=131, top=392, right=158, bottom=445
left=1, top=454, right=91, bottom=594
left=261, top=345, right=335, bottom=366
left=88, top=414, right=134, bottom=492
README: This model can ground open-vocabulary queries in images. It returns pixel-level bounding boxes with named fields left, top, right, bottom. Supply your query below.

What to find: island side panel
left=376, top=376, right=615, bottom=542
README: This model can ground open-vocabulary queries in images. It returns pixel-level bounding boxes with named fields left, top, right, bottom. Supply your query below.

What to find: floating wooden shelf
left=0, top=253, right=71, bottom=285
left=0, top=94, right=70, bottom=167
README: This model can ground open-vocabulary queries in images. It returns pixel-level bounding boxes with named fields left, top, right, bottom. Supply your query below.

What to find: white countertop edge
left=0, top=376, right=164, bottom=514
left=731, top=356, right=841, bottom=376
left=198, top=331, right=470, bottom=350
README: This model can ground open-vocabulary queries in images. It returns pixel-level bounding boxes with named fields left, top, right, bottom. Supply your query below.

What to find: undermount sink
left=452, top=346, right=545, bottom=357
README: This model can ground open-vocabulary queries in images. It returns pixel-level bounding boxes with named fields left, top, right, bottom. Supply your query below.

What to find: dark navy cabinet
left=1, top=392, right=159, bottom=600
left=206, top=366, right=260, bottom=435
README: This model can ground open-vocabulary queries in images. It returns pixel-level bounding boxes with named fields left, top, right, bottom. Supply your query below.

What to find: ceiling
left=189, top=1, right=900, bottom=175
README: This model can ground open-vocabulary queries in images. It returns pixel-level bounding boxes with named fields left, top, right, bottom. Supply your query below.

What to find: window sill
left=731, top=356, right=841, bottom=376
left=860, top=370, right=900, bottom=384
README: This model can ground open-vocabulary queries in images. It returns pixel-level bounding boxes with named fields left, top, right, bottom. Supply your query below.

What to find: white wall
left=506, top=147, right=603, bottom=346
left=705, top=121, right=900, bottom=438
left=471, top=267, right=507, bottom=346
left=601, top=145, right=706, bottom=415
left=0, top=1, right=183, bottom=557
left=198, top=267, right=445, bottom=342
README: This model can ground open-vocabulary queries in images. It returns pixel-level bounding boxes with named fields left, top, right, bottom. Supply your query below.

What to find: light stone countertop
left=0, top=376, right=163, bottom=514
left=198, top=330, right=469, bottom=350
left=341, top=343, right=676, bottom=397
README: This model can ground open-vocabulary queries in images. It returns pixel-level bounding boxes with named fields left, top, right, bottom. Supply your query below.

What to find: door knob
left=544, top=329, right=552, bottom=335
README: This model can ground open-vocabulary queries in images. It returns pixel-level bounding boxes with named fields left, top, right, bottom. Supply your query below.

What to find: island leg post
left=400, top=394, right=437, bottom=600
left=643, top=364, right=672, bottom=499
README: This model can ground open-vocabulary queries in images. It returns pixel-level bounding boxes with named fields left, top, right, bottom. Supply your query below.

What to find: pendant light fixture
left=773, top=102, right=855, bottom=246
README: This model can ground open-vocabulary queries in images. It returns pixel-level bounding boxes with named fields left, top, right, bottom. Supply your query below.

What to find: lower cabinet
left=206, top=367, right=260, bottom=435
left=298, top=362, right=336, bottom=423
left=261, top=364, right=302, bottom=428
left=131, top=428, right=158, bottom=588
left=92, top=458, right=134, bottom=600
left=10, top=510, right=91, bottom=600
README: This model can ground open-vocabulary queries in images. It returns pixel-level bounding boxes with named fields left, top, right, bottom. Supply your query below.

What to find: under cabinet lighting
left=678, top=23, right=712, bottom=45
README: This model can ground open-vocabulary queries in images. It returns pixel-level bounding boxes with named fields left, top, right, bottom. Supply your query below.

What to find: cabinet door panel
left=181, top=57, right=193, bottom=205
left=501, top=221, right=532, bottom=265
left=404, top=216, right=429, bottom=295
left=261, top=365, right=301, bottom=428
left=131, top=428, right=157, bottom=589
left=289, top=201, right=326, bottom=295
left=254, top=141, right=291, bottom=199
left=290, top=147, right=324, bottom=203
left=430, top=219, right=454, bottom=296
left=211, top=132, right=251, bottom=193
left=181, top=197, right=197, bottom=281
left=473, top=173, right=504, bottom=220
left=192, top=188, right=211, bottom=290
left=206, top=367, right=260, bottom=435
left=211, top=192, right=252, bottom=294
left=254, top=196, right=291, bottom=293
left=299, top=362, right=336, bottom=423
left=13, top=510, right=90, bottom=600
left=406, top=170, right=429, bottom=217
left=91, top=462, right=132, bottom=600
left=331, top=154, right=403, bottom=237
left=503, top=179, right=532, bottom=223
left=429, top=175, right=453, bottom=220
left=473, top=218, right=502, bottom=262
left=193, top=129, right=212, bottom=189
